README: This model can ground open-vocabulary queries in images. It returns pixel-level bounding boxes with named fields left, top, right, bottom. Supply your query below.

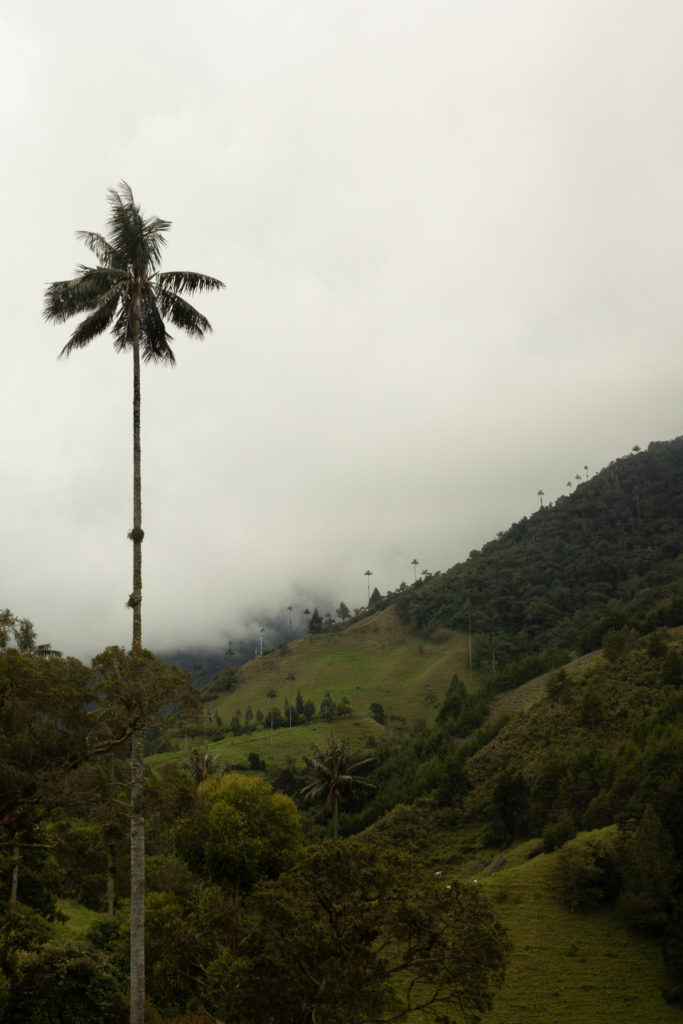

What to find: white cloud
left=2, top=0, right=682, bottom=659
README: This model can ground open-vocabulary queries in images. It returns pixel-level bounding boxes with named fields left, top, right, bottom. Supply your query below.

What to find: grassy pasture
left=150, top=608, right=475, bottom=773
left=53, top=899, right=101, bottom=938
left=473, top=835, right=678, bottom=1024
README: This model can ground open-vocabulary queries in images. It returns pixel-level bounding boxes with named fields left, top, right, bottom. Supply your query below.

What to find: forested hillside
left=393, top=437, right=683, bottom=665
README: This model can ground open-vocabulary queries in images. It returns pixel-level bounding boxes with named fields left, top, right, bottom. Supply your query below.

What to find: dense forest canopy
left=393, top=437, right=683, bottom=664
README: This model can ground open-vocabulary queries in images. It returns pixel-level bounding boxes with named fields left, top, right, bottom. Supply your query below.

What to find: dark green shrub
left=3, top=942, right=127, bottom=1024
left=542, top=814, right=576, bottom=853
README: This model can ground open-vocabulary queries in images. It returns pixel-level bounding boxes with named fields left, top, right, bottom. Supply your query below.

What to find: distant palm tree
left=267, top=689, right=277, bottom=755
left=364, top=569, right=373, bottom=601
left=537, top=489, right=544, bottom=509
left=411, top=558, right=419, bottom=581
left=44, top=182, right=223, bottom=1024
left=301, top=737, right=375, bottom=838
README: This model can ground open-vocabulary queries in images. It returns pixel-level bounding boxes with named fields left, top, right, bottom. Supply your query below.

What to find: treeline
left=192, top=685, right=381, bottom=745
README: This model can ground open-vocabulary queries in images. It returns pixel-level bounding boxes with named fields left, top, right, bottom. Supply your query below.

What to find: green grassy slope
left=149, top=607, right=476, bottom=773
left=477, top=836, right=678, bottom=1024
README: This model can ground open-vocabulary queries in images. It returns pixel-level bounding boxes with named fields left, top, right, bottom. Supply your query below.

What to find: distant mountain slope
left=393, top=436, right=683, bottom=664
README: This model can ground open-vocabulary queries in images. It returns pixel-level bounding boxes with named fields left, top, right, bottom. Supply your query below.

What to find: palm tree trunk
left=106, top=840, right=116, bottom=920
left=10, top=834, right=20, bottom=911
left=130, top=311, right=145, bottom=1024
left=106, top=754, right=117, bottom=919
left=131, top=326, right=143, bottom=651
left=130, top=727, right=145, bottom=1024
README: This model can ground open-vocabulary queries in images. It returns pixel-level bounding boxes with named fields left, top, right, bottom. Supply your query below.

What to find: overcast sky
left=2, top=0, right=682, bottom=661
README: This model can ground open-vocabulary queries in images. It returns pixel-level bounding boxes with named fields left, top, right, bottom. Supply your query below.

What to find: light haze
left=2, top=1, right=682, bottom=660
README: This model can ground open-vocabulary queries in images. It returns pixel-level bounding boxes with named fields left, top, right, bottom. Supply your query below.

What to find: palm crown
left=43, top=181, right=224, bottom=364
left=301, top=737, right=376, bottom=838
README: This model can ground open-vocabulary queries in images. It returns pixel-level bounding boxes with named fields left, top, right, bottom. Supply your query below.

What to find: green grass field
left=149, top=608, right=476, bottom=774
left=54, top=899, right=101, bottom=938
left=470, top=836, right=679, bottom=1024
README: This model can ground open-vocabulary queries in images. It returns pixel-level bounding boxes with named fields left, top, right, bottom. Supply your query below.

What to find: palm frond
left=155, top=270, right=225, bottom=296
left=106, top=182, right=170, bottom=272
left=58, top=294, right=121, bottom=358
left=143, top=216, right=171, bottom=272
left=43, top=270, right=126, bottom=323
left=140, top=293, right=176, bottom=365
left=111, top=306, right=133, bottom=354
left=75, top=231, right=116, bottom=267
left=154, top=288, right=213, bottom=339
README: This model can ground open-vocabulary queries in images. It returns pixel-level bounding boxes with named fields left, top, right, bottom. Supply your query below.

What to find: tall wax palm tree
left=44, top=182, right=224, bottom=1024
left=44, top=182, right=225, bottom=651
left=301, top=737, right=376, bottom=838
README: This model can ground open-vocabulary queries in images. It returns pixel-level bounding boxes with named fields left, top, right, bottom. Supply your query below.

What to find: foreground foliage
left=217, top=842, right=506, bottom=1024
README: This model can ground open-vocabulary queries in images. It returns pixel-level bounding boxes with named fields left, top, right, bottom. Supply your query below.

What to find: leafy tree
left=205, top=841, right=508, bottom=1024
left=2, top=941, right=127, bottom=1024
left=556, top=834, right=620, bottom=912
left=661, top=649, right=683, bottom=688
left=319, top=692, right=336, bottom=722
left=369, top=702, right=386, bottom=725
left=0, top=650, right=97, bottom=911
left=619, top=805, right=678, bottom=932
left=11, top=619, right=37, bottom=656
left=492, top=768, right=529, bottom=843
left=175, top=774, right=301, bottom=895
left=308, top=608, right=323, bottom=634
left=437, top=673, right=468, bottom=724
left=336, top=601, right=351, bottom=622
left=0, top=651, right=94, bottom=824
left=144, top=882, right=237, bottom=1017
left=301, top=737, right=375, bottom=838
left=0, top=609, right=17, bottom=651
left=302, top=699, right=316, bottom=722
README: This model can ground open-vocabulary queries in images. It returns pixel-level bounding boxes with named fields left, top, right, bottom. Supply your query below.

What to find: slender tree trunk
left=130, top=728, right=145, bottom=1024
left=131, top=325, right=143, bottom=651
left=106, top=840, right=116, bottom=920
left=106, top=754, right=117, bottom=920
left=10, top=834, right=20, bottom=911
left=130, top=313, right=145, bottom=1023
